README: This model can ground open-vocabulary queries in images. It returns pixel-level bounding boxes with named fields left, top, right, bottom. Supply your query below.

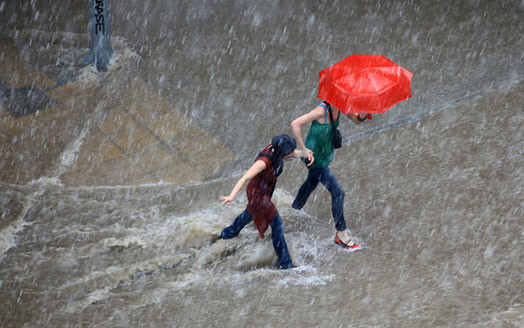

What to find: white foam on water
left=239, top=264, right=336, bottom=288
left=161, top=261, right=336, bottom=294
left=272, top=265, right=336, bottom=287
left=75, top=36, right=141, bottom=84
left=53, top=204, right=245, bottom=312
left=0, top=186, right=48, bottom=259
left=58, top=127, right=89, bottom=172
left=2, top=174, right=347, bottom=315
left=272, top=188, right=295, bottom=208
left=155, top=211, right=341, bottom=292
left=48, top=186, right=347, bottom=317
left=472, top=304, right=524, bottom=327
left=0, top=210, right=31, bottom=259
left=60, top=253, right=192, bottom=313
left=108, top=37, right=142, bottom=67
left=75, top=64, right=99, bottom=83
left=173, top=189, right=344, bottom=288
left=27, top=176, right=63, bottom=187
left=0, top=178, right=67, bottom=261
left=32, top=124, right=87, bottom=188
left=62, top=175, right=223, bottom=191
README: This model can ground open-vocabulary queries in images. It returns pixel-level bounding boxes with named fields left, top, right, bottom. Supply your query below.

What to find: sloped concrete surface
left=0, top=33, right=235, bottom=187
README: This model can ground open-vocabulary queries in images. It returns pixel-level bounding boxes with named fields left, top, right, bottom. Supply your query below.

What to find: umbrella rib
left=367, top=68, right=383, bottom=110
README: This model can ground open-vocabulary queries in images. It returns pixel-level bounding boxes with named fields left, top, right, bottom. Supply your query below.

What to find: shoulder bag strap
left=326, top=102, right=337, bottom=132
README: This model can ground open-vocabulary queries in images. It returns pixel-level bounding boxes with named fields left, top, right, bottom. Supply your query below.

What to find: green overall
left=303, top=104, right=340, bottom=168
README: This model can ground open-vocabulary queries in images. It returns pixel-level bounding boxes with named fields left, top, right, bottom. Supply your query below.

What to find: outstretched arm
left=291, top=106, right=324, bottom=165
left=219, top=160, right=267, bottom=205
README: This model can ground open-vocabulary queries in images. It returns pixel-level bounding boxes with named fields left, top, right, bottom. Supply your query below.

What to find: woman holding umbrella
left=290, top=54, right=412, bottom=250
left=290, top=102, right=369, bottom=249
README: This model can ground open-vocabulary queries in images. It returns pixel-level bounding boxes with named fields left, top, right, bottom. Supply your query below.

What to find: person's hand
left=219, top=195, right=234, bottom=205
left=358, top=113, right=372, bottom=121
left=302, top=147, right=315, bottom=166
left=350, top=113, right=371, bottom=124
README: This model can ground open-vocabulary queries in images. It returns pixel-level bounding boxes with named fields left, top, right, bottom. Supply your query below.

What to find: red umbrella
left=318, top=54, right=413, bottom=114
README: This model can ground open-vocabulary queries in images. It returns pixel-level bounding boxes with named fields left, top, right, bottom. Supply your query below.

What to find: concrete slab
left=98, top=110, right=159, bottom=154
left=167, top=128, right=235, bottom=178
left=0, top=43, right=55, bottom=90
left=148, top=162, right=203, bottom=185
left=66, top=127, right=125, bottom=173
left=61, top=153, right=144, bottom=186
left=128, top=143, right=178, bottom=174
left=54, top=77, right=235, bottom=186
left=0, top=105, right=74, bottom=183
left=119, top=80, right=191, bottom=141
left=0, top=30, right=235, bottom=187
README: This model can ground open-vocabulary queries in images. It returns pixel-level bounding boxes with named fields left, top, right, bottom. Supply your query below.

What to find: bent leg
left=318, top=167, right=347, bottom=232
left=221, top=209, right=253, bottom=239
left=270, top=213, right=294, bottom=269
left=292, top=168, right=321, bottom=210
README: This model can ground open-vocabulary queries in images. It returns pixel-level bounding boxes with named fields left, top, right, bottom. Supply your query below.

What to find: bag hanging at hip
left=326, top=103, right=342, bottom=149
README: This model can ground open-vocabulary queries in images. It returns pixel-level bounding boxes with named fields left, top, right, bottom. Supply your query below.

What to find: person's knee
left=271, top=222, right=284, bottom=236
left=270, top=216, right=284, bottom=235
left=331, top=186, right=344, bottom=200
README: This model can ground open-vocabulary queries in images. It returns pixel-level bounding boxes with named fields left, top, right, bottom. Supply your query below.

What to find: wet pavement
left=1, top=1, right=523, bottom=327
left=0, top=32, right=234, bottom=187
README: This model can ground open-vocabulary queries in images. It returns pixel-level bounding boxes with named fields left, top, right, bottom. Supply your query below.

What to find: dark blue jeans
left=221, top=210, right=294, bottom=269
left=292, top=166, right=347, bottom=231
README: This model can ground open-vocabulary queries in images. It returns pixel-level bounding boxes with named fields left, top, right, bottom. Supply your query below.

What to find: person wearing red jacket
left=219, top=134, right=307, bottom=270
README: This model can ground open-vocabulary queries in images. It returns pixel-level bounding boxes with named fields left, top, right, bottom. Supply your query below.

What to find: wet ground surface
left=1, top=1, right=523, bottom=327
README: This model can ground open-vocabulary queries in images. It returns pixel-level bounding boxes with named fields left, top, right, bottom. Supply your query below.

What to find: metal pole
left=83, top=0, right=113, bottom=71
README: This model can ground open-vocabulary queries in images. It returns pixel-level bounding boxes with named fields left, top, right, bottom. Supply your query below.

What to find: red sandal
left=334, top=234, right=360, bottom=249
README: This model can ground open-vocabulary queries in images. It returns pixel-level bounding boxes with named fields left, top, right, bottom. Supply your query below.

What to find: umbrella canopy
left=318, top=54, right=413, bottom=114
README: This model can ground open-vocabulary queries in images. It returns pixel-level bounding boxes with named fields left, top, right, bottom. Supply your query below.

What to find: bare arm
left=219, top=160, right=267, bottom=205
left=291, top=148, right=308, bottom=159
left=284, top=148, right=310, bottom=161
left=290, top=106, right=324, bottom=165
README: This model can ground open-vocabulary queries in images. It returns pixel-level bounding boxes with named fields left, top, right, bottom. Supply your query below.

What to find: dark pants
left=221, top=210, right=294, bottom=269
left=292, top=166, right=347, bottom=231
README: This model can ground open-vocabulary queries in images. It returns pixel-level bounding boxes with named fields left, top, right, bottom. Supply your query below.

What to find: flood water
left=1, top=1, right=523, bottom=327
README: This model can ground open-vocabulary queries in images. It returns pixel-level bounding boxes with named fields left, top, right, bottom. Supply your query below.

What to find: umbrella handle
left=358, top=114, right=372, bottom=121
